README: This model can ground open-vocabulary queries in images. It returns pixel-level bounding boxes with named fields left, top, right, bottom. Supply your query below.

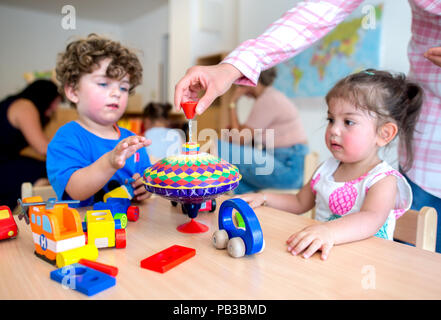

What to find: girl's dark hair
left=325, top=69, right=423, bottom=172
left=13, top=79, right=60, bottom=127
left=143, top=102, right=172, bottom=121
left=259, top=67, right=277, bottom=87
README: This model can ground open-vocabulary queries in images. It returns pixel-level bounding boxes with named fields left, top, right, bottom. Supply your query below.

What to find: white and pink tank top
left=310, top=158, right=412, bottom=240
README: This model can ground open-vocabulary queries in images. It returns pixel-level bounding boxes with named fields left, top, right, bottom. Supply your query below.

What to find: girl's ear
left=64, top=84, right=79, bottom=104
left=377, top=122, right=398, bottom=147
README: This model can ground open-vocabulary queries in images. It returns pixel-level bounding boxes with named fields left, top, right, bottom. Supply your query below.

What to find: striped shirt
left=223, top=0, right=441, bottom=198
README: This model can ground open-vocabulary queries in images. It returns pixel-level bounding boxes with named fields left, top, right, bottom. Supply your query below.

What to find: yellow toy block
left=86, top=210, right=115, bottom=249
left=103, top=185, right=132, bottom=202
left=56, top=244, right=99, bottom=268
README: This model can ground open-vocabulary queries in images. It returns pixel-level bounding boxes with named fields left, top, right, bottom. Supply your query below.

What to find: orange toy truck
left=18, top=197, right=87, bottom=265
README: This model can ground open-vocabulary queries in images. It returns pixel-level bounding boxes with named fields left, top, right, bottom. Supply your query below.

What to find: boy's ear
left=64, top=84, right=79, bottom=104
left=377, top=122, right=398, bottom=147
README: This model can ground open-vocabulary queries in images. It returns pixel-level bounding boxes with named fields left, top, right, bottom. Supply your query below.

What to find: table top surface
left=1, top=195, right=441, bottom=300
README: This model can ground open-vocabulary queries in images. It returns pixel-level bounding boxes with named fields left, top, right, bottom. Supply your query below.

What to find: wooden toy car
left=212, top=198, right=264, bottom=258
left=0, top=206, right=18, bottom=240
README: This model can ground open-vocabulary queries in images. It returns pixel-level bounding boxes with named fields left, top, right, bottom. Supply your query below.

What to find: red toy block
left=79, top=259, right=119, bottom=277
left=140, top=245, right=196, bottom=273
left=127, top=206, right=139, bottom=222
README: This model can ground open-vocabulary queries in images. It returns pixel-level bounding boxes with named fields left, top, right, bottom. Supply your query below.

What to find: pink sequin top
left=310, top=158, right=412, bottom=240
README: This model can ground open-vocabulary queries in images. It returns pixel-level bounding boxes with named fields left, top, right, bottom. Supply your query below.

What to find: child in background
left=143, top=102, right=184, bottom=163
left=240, top=69, right=423, bottom=260
left=47, top=34, right=152, bottom=207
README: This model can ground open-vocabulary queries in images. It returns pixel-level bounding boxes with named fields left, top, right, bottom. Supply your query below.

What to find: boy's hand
left=109, top=136, right=151, bottom=169
left=286, top=223, right=334, bottom=260
left=236, top=193, right=266, bottom=209
left=131, top=173, right=151, bottom=202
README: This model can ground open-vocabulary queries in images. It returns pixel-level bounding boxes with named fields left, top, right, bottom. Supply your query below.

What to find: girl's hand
left=237, top=193, right=266, bottom=209
left=130, top=173, right=151, bottom=202
left=109, top=136, right=151, bottom=169
left=286, top=223, right=335, bottom=260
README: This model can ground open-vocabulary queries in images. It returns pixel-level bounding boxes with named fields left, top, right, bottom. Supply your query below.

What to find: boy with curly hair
left=47, top=34, right=151, bottom=206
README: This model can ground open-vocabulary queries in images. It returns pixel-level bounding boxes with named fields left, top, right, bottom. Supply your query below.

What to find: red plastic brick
left=140, top=245, right=196, bottom=273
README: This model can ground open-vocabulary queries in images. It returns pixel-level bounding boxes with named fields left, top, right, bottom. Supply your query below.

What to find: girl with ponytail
left=239, top=69, right=422, bottom=260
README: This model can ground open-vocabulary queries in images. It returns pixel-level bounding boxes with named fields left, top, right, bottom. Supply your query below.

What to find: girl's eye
left=98, top=82, right=108, bottom=87
left=345, top=119, right=355, bottom=126
left=326, top=117, right=334, bottom=124
left=120, top=87, right=129, bottom=92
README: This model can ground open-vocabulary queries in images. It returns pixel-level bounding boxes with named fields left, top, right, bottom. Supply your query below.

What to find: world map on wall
left=273, top=4, right=383, bottom=98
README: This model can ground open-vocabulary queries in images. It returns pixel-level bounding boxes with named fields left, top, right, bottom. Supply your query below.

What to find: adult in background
left=0, top=80, right=61, bottom=207
left=219, top=67, right=308, bottom=194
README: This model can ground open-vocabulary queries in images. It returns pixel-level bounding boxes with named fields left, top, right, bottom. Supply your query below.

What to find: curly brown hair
left=56, top=34, right=143, bottom=103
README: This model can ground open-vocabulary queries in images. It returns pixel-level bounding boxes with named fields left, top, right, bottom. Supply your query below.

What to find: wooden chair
left=260, top=151, right=319, bottom=219
left=394, top=206, right=438, bottom=252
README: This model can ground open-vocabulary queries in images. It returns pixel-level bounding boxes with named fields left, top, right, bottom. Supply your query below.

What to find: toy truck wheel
left=210, top=199, right=216, bottom=212
left=115, top=229, right=126, bottom=249
left=227, top=237, right=246, bottom=258
left=127, top=206, right=139, bottom=221
left=212, top=229, right=229, bottom=249
left=114, top=213, right=128, bottom=228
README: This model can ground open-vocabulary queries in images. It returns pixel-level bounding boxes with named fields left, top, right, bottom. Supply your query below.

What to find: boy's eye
left=345, top=119, right=355, bottom=126
left=326, top=117, right=334, bottom=124
left=120, top=87, right=129, bottom=92
left=98, top=82, right=108, bottom=87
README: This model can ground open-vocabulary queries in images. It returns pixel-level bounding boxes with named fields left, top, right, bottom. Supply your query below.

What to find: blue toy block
left=93, top=201, right=112, bottom=211
left=106, top=197, right=131, bottom=214
left=50, top=263, right=116, bottom=296
left=218, top=198, right=264, bottom=255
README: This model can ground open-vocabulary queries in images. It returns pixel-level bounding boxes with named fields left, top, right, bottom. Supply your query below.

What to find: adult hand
left=424, top=46, right=441, bottom=67
left=174, top=63, right=243, bottom=115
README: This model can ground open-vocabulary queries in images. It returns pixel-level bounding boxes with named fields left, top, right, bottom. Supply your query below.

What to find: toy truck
left=0, top=206, right=18, bottom=240
left=85, top=209, right=126, bottom=249
left=18, top=197, right=94, bottom=265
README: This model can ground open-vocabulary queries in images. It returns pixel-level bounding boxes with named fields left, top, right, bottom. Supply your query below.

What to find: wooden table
left=1, top=195, right=441, bottom=300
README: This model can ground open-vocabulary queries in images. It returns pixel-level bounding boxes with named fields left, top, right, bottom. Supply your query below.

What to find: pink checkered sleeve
left=400, top=0, right=441, bottom=198
left=221, top=0, right=364, bottom=86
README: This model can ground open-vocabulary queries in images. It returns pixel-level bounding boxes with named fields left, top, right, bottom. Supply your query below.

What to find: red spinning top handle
left=180, top=101, right=198, bottom=119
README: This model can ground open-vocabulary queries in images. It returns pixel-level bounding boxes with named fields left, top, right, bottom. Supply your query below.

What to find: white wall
left=235, top=0, right=412, bottom=166
left=0, top=4, right=122, bottom=100
left=168, top=0, right=237, bottom=103
left=121, top=4, right=169, bottom=105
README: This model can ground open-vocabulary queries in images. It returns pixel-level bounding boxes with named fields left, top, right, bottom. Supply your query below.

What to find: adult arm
left=175, top=0, right=363, bottom=114
left=7, top=98, right=50, bottom=156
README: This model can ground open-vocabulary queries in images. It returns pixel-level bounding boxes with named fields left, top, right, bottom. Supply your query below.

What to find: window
left=42, top=216, right=52, bottom=234
left=0, top=209, right=10, bottom=220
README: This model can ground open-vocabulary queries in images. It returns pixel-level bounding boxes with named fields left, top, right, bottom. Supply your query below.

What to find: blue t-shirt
left=47, top=121, right=151, bottom=207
